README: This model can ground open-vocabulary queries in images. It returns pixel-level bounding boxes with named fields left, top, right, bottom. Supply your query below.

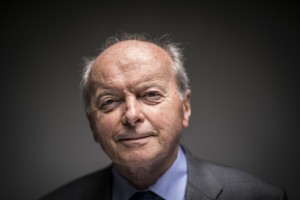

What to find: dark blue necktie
left=129, top=191, right=164, bottom=200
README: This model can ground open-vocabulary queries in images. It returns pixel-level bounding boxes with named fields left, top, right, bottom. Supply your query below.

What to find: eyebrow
left=93, top=79, right=167, bottom=96
left=134, top=81, right=167, bottom=91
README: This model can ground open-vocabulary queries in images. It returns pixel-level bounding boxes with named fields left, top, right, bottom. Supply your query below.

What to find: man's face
left=87, top=40, right=191, bottom=168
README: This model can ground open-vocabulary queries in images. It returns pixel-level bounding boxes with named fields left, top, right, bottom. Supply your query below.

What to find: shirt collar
left=112, top=146, right=188, bottom=200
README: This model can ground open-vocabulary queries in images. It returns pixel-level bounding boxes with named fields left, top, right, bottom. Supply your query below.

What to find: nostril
left=121, top=108, right=145, bottom=128
left=122, top=116, right=142, bottom=128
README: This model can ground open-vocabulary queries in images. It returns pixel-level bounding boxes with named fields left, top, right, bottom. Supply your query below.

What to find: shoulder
left=205, top=161, right=287, bottom=199
left=39, top=165, right=112, bottom=200
left=184, top=148, right=287, bottom=199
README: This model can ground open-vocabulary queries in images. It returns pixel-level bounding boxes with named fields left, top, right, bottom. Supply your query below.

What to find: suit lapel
left=184, top=148, right=223, bottom=200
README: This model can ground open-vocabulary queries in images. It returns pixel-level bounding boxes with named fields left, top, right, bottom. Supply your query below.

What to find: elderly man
left=40, top=33, right=287, bottom=200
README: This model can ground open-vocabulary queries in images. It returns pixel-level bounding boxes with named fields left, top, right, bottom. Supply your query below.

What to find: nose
left=121, top=96, right=145, bottom=127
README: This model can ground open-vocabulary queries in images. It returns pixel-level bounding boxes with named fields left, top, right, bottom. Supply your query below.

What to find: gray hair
left=80, top=32, right=190, bottom=111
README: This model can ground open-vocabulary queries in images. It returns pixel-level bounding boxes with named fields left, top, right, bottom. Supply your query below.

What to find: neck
left=114, top=146, right=179, bottom=189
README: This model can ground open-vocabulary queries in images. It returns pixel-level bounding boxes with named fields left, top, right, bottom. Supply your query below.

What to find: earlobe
left=182, top=90, right=191, bottom=128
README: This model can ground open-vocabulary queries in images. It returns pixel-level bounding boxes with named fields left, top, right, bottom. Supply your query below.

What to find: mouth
left=116, top=132, right=157, bottom=147
left=120, top=135, right=152, bottom=141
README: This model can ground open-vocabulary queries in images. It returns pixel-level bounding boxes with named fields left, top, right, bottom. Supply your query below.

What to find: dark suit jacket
left=40, top=148, right=287, bottom=200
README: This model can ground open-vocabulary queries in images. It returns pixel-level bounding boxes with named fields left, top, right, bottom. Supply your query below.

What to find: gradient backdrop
left=2, top=2, right=299, bottom=200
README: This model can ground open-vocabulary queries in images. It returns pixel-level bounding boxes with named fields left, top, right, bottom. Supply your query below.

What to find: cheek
left=90, top=112, right=122, bottom=155
left=146, top=105, right=169, bottom=126
left=147, top=100, right=184, bottom=134
left=92, top=112, right=119, bottom=140
left=100, top=118, right=115, bottom=132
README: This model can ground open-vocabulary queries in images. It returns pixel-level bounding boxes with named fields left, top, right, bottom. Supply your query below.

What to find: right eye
left=97, top=97, right=120, bottom=112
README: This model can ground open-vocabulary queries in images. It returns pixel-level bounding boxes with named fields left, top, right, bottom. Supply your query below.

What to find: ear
left=182, top=90, right=191, bottom=128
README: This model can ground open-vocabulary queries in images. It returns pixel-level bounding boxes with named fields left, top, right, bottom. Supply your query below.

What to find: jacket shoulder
left=185, top=148, right=287, bottom=199
left=39, top=165, right=112, bottom=200
left=209, top=162, right=287, bottom=199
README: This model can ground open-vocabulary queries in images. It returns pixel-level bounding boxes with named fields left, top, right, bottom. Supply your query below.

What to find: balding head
left=81, top=33, right=189, bottom=111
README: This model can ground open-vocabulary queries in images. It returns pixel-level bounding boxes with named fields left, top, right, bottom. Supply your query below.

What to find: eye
left=144, top=91, right=160, bottom=97
left=142, top=91, right=163, bottom=104
left=97, top=97, right=120, bottom=112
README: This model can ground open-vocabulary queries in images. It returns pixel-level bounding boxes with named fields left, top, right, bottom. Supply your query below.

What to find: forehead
left=89, top=40, right=175, bottom=86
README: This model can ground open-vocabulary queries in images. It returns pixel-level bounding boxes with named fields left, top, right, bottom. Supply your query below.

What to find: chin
left=117, top=152, right=160, bottom=167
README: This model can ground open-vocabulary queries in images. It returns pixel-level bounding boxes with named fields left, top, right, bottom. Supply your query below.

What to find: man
left=40, top=32, right=287, bottom=200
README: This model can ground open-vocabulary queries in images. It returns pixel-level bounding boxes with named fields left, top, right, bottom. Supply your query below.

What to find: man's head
left=81, top=33, right=191, bottom=170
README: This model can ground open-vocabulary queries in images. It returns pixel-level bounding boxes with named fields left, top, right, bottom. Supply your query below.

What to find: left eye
left=141, top=91, right=163, bottom=104
left=144, top=91, right=160, bottom=97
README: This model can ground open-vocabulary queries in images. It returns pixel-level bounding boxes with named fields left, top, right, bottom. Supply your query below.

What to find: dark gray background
left=2, top=2, right=299, bottom=200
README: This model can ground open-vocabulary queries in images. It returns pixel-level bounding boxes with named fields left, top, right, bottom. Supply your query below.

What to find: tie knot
left=129, top=190, right=164, bottom=200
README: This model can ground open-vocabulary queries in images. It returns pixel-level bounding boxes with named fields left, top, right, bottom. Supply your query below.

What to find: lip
left=117, top=134, right=154, bottom=147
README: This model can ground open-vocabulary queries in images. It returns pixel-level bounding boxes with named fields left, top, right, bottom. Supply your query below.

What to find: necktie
left=129, top=191, right=164, bottom=200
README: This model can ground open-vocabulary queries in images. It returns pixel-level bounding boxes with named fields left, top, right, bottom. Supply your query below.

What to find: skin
left=86, top=40, right=191, bottom=189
